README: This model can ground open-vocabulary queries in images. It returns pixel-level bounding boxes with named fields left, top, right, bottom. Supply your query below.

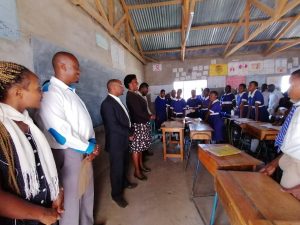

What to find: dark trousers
left=109, top=147, right=130, bottom=200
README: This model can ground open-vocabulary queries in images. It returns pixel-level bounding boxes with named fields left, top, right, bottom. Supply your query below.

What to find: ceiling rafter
left=143, top=39, right=300, bottom=55
left=181, top=0, right=190, bottom=61
left=138, top=16, right=296, bottom=36
left=224, top=0, right=300, bottom=58
left=108, top=0, right=114, bottom=26
left=223, top=5, right=247, bottom=55
left=244, top=0, right=250, bottom=40
left=70, top=0, right=145, bottom=64
left=127, top=0, right=182, bottom=10
left=120, top=0, right=144, bottom=57
left=94, top=0, right=108, bottom=21
left=250, top=0, right=274, bottom=17
left=264, top=12, right=300, bottom=55
left=114, top=14, right=127, bottom=32
left=266, top=38, right=300, bottom=56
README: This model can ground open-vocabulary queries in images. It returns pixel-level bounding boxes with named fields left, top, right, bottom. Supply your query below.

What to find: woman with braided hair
left=0, top=61, right=63, bottom=225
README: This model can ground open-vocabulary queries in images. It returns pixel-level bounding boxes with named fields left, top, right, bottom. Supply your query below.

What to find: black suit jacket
left=101, top=95, right=130, bottom=152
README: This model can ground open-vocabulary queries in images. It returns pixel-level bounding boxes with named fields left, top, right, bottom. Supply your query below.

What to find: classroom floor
left=93, top=131, right=229, bottom=225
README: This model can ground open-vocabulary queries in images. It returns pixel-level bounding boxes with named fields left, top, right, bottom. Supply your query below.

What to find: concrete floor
left=93, top=130, right=229, bottom=225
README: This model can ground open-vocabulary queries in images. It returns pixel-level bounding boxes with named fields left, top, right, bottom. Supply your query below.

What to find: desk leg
left=192, top=159, right=200, bottom=197
left=185, top=139, right=193, bottom=170
left=180, top=130, right=184, bottom=161
left=163, top=130, right=167, bottom=161
left=209, top=192, right=218, bottom=225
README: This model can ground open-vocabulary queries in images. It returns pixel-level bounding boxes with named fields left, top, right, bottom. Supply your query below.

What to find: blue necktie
left=274, top=105, right=297, bottom=152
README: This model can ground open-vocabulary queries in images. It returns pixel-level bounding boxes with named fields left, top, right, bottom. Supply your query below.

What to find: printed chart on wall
left=226, top=76, right=246, bottom=88
left=208, top=76, right=226, bottom=88
left=209, top=64, right=228, bottom=76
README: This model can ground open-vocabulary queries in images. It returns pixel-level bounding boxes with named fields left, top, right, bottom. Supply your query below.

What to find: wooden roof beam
left=94, top=0, right=108, bottom=21
left=120, top=0, right=144, bottom=56
left=266, top=38, right=300, bottom=56
left=244, top=0, right=250, bottom=40
left=143, top=39, right=300, bottom=54
left=108, top=0, right=114, bottom=26
left=70, top=0, right=145, bottom=64
left=224, top=0, right=300, bottom=58
left=114, top=14, right=127, bottom=32
left=127, top=0, right=182, bottom=10
left=138, top=16, right=296, bottom=36
left=264, top=12, right=300, bottom=55
left=250, top=0, right=274, bottom=17
left=223, top=6, right=246, bottom=55
left=181, top=0, right=190, bottom=61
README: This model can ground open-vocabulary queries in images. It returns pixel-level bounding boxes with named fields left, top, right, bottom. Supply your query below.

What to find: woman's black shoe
left=141, top=167, right=151, bottom=173
left=134, top=173, right=147, bottom=181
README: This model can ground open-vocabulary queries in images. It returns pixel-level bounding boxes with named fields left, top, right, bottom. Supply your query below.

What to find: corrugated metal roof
left=193, top=0, right=245, bottom=25
left=130, top=5, right=181, bottom=32
left=187, top=27, right=234, bottom=47
left=140, top=32, right=181, bottom=51
left=122, top=0, right=300, bottom=60
left=144, top=52, right=180, bottom=61
left=125, top=0, right=171, bottom=5
left=185, top=48, right=224, bottom=58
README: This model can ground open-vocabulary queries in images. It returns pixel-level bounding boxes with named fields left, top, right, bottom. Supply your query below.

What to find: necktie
left=274, top=105, right=297, bottom=152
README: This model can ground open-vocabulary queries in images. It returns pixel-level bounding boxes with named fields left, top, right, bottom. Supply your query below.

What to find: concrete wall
left=0, top=0, right=144, bottom=80
left=144, top=51, right=300, bottom=86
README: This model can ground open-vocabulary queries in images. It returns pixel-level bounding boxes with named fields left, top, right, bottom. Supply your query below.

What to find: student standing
left=170, top=89, right=186, bottom=117
left=268, top=84, right=284, bottom=116
left=220, top=85, right=235, bottom=116
left=155, top=89, right=167, bottom=129
left=206, top=91, right=224, bottom=143
left=261, top=83, right=270, bottom=107
left=260, top=69, right=300, bottom=201
left=247, top=81, right=269, bottom=122
left=0, top=61, right=63, bottom=225
left=199, top=88, right=210, bottom=120
left=186, top=89, right=201, bottom=118
left=101, top=79, right=137, bottom=208
left=38, top=52, right=100, bottom=225
left=235, top=83, right=248, bottom=118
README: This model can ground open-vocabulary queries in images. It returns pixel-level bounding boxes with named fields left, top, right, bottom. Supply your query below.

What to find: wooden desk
left=161, top=121, right=185, bottom=161
left=192, top=144, right=263, bottom=225
left=245, top=122, right=280, bottom=141
left=198, top=144, right=262, bottom=177
left=185, top=122, right=213, bottom=169
left=215, top=171, right=300, bottom=225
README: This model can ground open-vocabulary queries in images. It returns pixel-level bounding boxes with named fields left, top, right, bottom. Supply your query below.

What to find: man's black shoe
left=113, top=197, right=128, bottom=208
left=125, top=182, right=138, bottom=189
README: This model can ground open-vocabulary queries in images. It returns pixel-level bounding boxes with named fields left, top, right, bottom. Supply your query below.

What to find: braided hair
left=0, top=61, right=31, bottom=195
left=0, top=61, right=30, bottom=101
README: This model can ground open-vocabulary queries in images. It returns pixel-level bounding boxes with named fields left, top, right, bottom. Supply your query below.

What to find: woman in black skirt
left=124, top=74, right=152, bottom=180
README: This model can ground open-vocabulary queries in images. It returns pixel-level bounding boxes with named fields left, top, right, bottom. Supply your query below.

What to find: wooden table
left=161, top=121, right=185, bottom=161
left=185, top=122, right=213, bottom=169
left=245, top=122, right=280, bottom=141
left=192, top=144, right=263, bottom=225
left=215, top=171, right=300, bottom=225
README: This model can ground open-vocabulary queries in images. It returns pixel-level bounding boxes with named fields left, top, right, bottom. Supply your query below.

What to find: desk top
left=189, top=122, right=213, bottom=132
left=198, top=144, right=263, bottom=176
left=161, top=121, right=184, bottom=129
left=215, top=171, right=300, bottom=225
left=245, top=122, right=280, bottom=140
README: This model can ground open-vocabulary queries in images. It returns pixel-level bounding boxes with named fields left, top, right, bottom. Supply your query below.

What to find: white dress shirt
left=281, top=100, right=300, bottom=160
left=38, top=76, right=95, bottom=153
left=268, top=90, right=284, bottom=115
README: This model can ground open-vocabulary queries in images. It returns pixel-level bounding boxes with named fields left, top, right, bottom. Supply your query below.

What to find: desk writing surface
left=215, top=171, right=300, bottom=225
left=161, top=121, right=184, bottom=129
left=198, top=144, right=262, bottom=177
left=189, top=123, right=213, bottom=132
left=245, top=122, right=280, bottom=140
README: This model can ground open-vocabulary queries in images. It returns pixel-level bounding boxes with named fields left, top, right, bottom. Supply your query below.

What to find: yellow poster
left=209, top=64, right=228, bottom=76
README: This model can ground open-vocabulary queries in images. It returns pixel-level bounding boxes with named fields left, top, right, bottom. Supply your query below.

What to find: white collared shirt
left=38, top=76, right=95, bottom=153
left=109, top=93, right=131, bottom=127
left=281, top=100, right=300, bottom=160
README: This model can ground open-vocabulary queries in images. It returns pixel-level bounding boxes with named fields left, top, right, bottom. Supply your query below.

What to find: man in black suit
left=101, top=79, right=137, bottom=208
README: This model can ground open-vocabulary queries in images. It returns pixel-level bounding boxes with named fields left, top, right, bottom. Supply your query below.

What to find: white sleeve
left=39, top=92, right=95, bottom=154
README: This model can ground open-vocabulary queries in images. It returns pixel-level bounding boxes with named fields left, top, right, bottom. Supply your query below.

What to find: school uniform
left=186, top=97, right=202, bottom=118
left=275, top=101, right=300, bottom=189
left=208, top=100, right=224, bottom=142
left=221, top=93, right=235, bottom=116
left=235, top=92, right=248, bottom=118
left=170, top=97, right=186, bottom=117
left=155, top=96, right=167, bottom=129
left=248, top=89, right=269, bottom=122
left=199, top=96, right=210, bottom=120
